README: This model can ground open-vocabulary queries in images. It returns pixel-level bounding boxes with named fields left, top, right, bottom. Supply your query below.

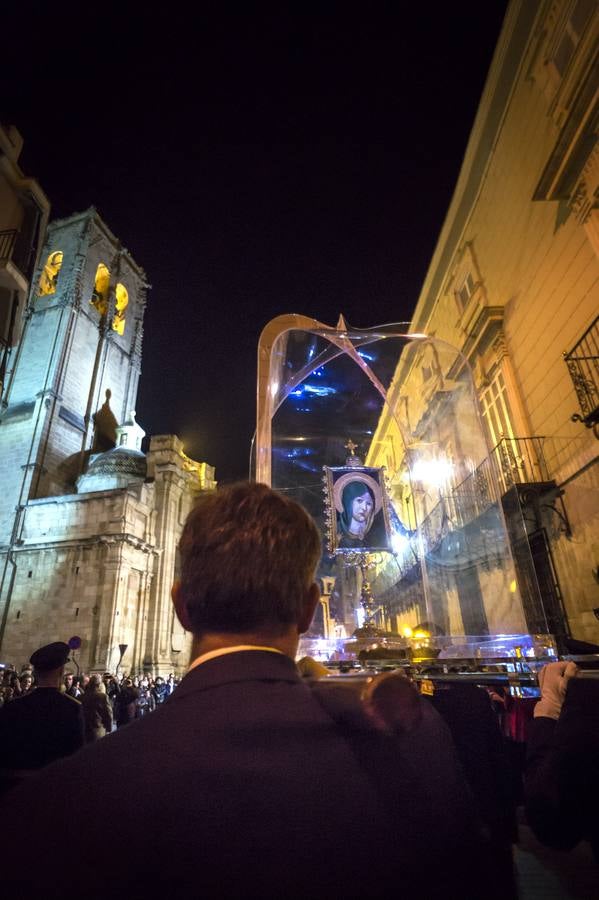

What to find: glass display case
left=255, top=314, right=551, bottom=661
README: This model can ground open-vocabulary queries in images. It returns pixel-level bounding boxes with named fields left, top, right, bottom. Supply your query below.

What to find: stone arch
left=37, top=250, right=63, bottom=296
left=112, top=283, right=128, bottom=335
left=91, top=262, right=110, bottom=316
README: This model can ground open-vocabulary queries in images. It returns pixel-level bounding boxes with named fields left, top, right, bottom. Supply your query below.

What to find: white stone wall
left=370, top=0, right=599, bottom=642
left=0, top=484, right=157, bottom=670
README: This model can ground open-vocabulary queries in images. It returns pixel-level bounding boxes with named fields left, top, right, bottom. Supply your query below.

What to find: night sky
left=5, top=3, right=508, bottom=481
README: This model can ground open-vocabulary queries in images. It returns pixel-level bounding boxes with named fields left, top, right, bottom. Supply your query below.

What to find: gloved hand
left=534, top=660, right=579, bottom=719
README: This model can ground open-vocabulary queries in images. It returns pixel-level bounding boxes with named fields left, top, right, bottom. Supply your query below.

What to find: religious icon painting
left=322, top=466, right=393, bottom=554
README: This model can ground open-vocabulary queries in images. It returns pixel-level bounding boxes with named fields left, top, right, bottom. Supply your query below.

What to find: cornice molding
left=11, top=532, right=160, bottom=556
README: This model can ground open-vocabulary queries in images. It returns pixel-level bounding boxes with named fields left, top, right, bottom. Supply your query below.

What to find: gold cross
left=345, top=439, right=358, bottom=455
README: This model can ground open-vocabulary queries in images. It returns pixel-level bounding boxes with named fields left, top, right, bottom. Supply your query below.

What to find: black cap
left=29, top=642, right=71, bottom=672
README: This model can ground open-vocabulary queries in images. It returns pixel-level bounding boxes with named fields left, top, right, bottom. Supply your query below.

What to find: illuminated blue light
left=304, top=384, right=336, bottom=396
left=357, top=350, right=375, bottom=361
left=295, top=460, right=319, bottom=473
left=290, top=383, right=336, bottom=398
left=285, top=447, right=314, bottom=459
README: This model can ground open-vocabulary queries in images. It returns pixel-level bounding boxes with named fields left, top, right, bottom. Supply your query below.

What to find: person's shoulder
left=62, top=692, right=82, bottom=706
left=307, top=679, right=378, bottom=732
left=2, top=691, right=36, bottom=712
left=0, top=697, right=22, bottom=722
left=44, top=689, right=83, bottom=715
left=38, top=688, right=81, bottom=706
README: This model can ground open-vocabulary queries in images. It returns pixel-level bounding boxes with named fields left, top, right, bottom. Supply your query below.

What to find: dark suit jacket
left=0, top=688, right=84, bottom=783
left=430, top=684, right=516, bottom=841
left=525, top=678, right=599, bottom=861
left=1, top=651, right=481, bottom=899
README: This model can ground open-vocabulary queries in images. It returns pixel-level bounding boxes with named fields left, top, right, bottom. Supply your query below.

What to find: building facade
left=367, top=0, right=599, bottom=646
left=0, top=124, right=50, bottom=400
left=0, top=207, right=215, bottom=673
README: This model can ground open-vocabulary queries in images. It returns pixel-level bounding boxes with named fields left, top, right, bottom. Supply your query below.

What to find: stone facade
left=0, top=209, right=216, bottom=673
left=368, top=0, right=599, bottom=645
left=0, top=125, right=50, bottom=394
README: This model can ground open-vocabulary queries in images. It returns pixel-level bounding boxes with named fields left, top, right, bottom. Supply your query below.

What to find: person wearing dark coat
left=81, top=675, right=113, bottom=741
left=0, top=641, right=84, bottom=796
left=428, top=682, right=518, bottom=897
left=63, top=672, right=79, bottom=698
left=1, top=483, right=485, bottom=900
left=114, top=679, right=138, bottom=727
left=151, top=676, right=169, bottom=706
left=525, top=660, right=599, bottom=863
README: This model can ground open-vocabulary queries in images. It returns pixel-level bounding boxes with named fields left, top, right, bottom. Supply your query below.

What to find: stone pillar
left=135, top=435, right=215, bottom=675
left=90, top=537, right=124, bottom=672
left=144, top=436, right=191, bottom=675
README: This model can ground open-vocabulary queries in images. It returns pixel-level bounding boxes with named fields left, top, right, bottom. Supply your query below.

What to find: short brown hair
left=178, top=482, right=321, bottom=635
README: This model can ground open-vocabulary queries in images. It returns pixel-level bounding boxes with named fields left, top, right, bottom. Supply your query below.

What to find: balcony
left=492, top=436, right=552, bottom=494
left=0, top=229, right=35, bottom=293
left=564, top=314, right=599, bottom=434
left=414, top=437, right=561, bottom=557
left=0, top=230, right=18, bottom=262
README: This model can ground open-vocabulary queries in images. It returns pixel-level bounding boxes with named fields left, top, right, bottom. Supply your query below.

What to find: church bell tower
left=0, top=209, right=148, bottom=628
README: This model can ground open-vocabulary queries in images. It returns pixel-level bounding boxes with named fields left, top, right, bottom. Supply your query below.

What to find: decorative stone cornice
left=12, top=532, right=160, bottom=555
left=491, top=331, right=509, bottom=362
left=570, top=143, right=599, bottom=225
left=155, top=467, right=188, bottom=491
left=462, top=306, right=505, bottom=363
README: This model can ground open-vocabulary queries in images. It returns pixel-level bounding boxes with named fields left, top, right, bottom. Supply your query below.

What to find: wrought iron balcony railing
left=415, top=436, right=553, bottom=551
left=564, top=314, right=599, bottom=431
left=0, top=229, right=18, bottom=262
left=0, top=228, right=36, bottom=282
left=491, top=436, right=550, bottom=495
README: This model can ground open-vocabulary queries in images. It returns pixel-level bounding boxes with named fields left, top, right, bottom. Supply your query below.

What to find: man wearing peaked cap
left=0, top=641, right=84, bottom=796
left=30, top=641, right=72, bottom=671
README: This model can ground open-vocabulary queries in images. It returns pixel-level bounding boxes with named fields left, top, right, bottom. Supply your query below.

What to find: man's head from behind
left=173, top=483, right=321, bottom=640
left=29, top=641, right=71, bottom=689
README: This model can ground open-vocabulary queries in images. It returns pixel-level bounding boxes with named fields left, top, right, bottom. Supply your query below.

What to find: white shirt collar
left=187, top=645, right=285, bottom=674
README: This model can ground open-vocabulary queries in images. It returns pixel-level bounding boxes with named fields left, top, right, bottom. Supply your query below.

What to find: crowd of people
left=1, top=666, right=181, bottom=735
left=0, top=482, right=596, bottom=899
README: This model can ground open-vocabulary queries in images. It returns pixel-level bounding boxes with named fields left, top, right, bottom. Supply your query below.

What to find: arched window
left=37, top=251, right=63, bottom=296
left=112, top=283, right=128, bottom=335
left=90, top=263, right=110, bottom=316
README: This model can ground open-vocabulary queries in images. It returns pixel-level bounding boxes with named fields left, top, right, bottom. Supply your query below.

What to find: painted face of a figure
left=351, top=491, right=374, bottom=524
left=339, top=479, right=377, bottom=542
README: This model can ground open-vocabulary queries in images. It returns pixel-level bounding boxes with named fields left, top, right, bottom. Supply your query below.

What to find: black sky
left=5, top=3, right=509, bottom=481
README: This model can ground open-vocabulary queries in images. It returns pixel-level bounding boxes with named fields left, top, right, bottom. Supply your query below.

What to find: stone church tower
left=0, top=209, right=215, bottom=674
